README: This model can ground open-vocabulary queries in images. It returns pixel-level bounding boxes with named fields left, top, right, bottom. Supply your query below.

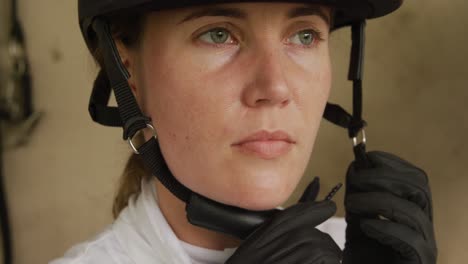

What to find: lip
left=232, top=130, right=296, bottom=160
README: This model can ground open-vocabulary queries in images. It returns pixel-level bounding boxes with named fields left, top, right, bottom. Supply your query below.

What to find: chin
left=202, top=161, right=304, bottom=211
left=218, top=177, right=297, bottom=211
left=178, top=150, right=309, bottom=211
left=234, top=191, right=291, bottom=211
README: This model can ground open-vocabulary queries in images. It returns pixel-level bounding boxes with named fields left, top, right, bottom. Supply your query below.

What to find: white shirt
left=50, top=179, right=346, bottom=264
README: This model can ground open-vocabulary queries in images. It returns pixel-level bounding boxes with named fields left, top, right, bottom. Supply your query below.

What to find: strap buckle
left=352, top=129, right=367, bottom=147
left=128, top=123, right=157, bottom=154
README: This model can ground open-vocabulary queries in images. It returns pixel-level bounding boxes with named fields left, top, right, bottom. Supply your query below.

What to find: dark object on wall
left=0, top=0, right=40, bottom=262
left=0, top=124, right=12, bottom=264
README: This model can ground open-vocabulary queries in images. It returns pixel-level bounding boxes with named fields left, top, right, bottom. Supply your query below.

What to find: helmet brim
left=79, top=0, right=403, bottom=29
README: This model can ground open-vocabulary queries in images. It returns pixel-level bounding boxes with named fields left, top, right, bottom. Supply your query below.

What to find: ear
left=114, top=39, right=140, bottom=97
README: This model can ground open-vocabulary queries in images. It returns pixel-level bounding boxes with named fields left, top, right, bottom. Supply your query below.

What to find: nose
left=241, top=50, right=291, bottom=109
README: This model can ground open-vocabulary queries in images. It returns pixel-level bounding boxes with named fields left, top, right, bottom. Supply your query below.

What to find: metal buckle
left=127, top=123, right=157, bottom=154
left=352, top=129, right=367, bottom=147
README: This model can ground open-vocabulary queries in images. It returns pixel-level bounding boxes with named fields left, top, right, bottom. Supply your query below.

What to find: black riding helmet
left=79, top=0, right=402, bottom=46
left=77, top=0, right=404, bottom=240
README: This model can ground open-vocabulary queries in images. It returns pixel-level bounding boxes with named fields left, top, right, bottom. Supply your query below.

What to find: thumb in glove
left=226, top=177, right=343, bottom=264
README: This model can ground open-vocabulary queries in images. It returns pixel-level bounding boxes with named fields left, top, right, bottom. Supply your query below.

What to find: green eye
left=199, top=28, right=231, bottom=44
left=290, top=30, right=316, bottom=46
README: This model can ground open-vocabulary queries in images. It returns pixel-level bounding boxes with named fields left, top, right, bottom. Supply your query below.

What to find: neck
left=154, top=180, right=241, bottom=250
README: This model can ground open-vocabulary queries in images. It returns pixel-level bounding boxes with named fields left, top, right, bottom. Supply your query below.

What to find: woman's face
left=126, top=3, right=332, bottom=210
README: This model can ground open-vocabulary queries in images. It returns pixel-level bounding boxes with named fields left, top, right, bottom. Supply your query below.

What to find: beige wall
left=1, top=0, right=466, bottom=263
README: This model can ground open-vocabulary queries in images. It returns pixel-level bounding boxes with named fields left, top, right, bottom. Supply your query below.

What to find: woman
left=52, top=0, right=437, bottom=263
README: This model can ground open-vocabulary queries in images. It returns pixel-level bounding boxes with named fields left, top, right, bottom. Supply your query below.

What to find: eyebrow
left=178, top=5, right=330, bottom=26
left=287, top=6, right=331, bottom=26
left=178, top=7, right=247, bottom=24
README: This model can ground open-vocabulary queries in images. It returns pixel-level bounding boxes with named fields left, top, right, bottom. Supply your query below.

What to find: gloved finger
left=231, top=222, right=342, bottom=263
left=266, top=228, right=342, bottom=263
left=346, top=151, right=432, bottom=218
left=355, top=151, right=428, bottom=187
left=361, top=219, right=437, bottom=264
left=252, top=201, right=337, bottom=249
left=347, top=173, right=431, bottom=213
left=285, top=250, right=342, bottom=264
left=346, top=192, right=434, bottom=241
left=299, top=177, right=320, bottom=203
left=367, top=151, right=426, bottom=174
left=279, top=233, right=342, bottom=264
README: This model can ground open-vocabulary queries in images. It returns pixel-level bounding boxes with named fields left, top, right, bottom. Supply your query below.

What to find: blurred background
left=0, top=0, right=466, bottom=263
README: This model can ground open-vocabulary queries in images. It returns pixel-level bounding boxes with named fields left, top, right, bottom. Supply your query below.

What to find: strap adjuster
left=352, top=129, right=367, bottom=147
left=128, top=123, right=157, bottom=154
left=123, top=116, right=150, bottom=139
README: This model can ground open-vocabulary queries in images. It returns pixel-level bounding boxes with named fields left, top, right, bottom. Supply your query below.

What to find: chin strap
left=323, top=20, right=371, bottom=168
left=89, top=17, right=371, bottom=239
left=91, top=18, right=192, bottom=204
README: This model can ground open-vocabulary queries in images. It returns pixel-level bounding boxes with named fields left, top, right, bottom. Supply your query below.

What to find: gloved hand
left=343, top=150, right=437, bottom=264
left=226, top=178, right=342, bottom=264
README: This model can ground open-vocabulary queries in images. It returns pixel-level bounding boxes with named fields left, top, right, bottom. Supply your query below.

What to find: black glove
left=343, top=150, right=437, bottom=264
left=226, top=178, right=342, bottom=264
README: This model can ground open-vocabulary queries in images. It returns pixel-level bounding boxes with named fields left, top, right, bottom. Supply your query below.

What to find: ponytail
left=112, top=152, right=151, bottom=218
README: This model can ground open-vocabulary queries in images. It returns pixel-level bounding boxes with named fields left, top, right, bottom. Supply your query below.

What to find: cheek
left=290, top=49, right=332, bottom=133
left=302, top=63, right=331, bottom=124
left=287, top=50, right=331, bottom=176
left=139, top=45, right=238, bottom=170
left=291, top=46, right=332, bottom=99
left=141, top=40, right=247, bottom=143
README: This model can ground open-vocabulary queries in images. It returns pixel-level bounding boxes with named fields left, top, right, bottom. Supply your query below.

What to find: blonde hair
left=112, top=152, right=151, bottom=218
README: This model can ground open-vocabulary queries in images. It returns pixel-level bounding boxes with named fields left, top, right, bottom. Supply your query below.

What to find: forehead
left=179, top=3, right=332, bottom=25
left=147, top=2, right=332, bottom=27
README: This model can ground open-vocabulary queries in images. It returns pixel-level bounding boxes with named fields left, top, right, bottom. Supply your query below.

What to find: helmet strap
left=323, top=20, right=371, bottom=166
left=348, top=21, right=366, bottom=138
left=90, top=18, right=192, bottom=202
